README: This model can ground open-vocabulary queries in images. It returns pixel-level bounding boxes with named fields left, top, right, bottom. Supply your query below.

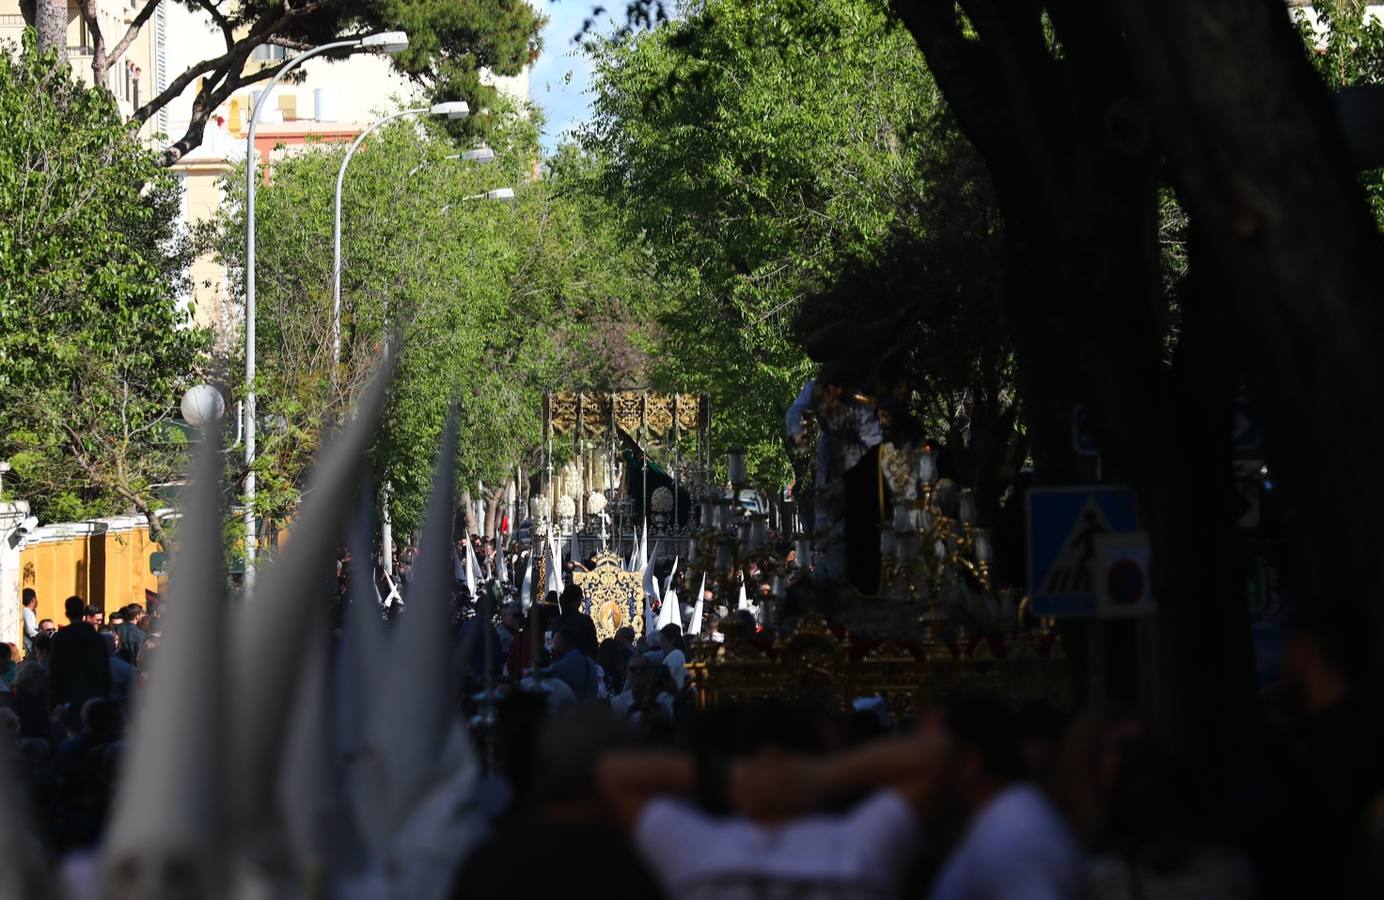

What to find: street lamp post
left=332, top=101, right=471, bottom=376
left=243, top=30, right=409, bottom=594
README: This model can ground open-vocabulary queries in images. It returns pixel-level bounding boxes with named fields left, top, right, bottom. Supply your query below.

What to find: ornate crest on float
left=572, top=550, right=646, bottom=642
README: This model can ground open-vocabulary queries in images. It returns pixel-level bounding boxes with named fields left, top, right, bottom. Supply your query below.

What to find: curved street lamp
left=332, top=101, right=471, bottom=374
left=243, top=30, right=409, bottom=594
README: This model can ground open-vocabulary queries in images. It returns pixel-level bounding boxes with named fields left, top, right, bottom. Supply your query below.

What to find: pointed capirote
left=688, top=574, right=706, bottom=636
left=365, top=408, right=470, bottom=842
left=102, top=425, right=228, bottom=899
left=520, top=549, right=533, bottom=611
left=640, top=552, right=661, bottom=605
left=662, top=555, right=679, bottom=598
left=337, top=484, right=385, bottom=843
left=459, top=540, right=476, bottom=589
left=657, top=589, right=682, bottom=631
left=738, top=578, right=751, bottom=611
left=545, top=530, right=564, bottom=595
left=465, top=536, right=482, bottom=590
left=495, top=529, right=509, bottom=584
left=228, top=358, right=395, bottom=841
left=279, top=611, right=363, bottom=880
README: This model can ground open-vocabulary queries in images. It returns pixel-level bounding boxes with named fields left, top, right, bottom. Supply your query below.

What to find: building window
left=252, top=44, right=289, bottom=62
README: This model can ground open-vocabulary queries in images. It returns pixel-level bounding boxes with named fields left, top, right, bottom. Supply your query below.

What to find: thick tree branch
left=105, top=0, right=163, bottom=73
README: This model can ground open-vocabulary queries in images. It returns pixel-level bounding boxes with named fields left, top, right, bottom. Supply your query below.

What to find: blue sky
left=530, top=2, right=617, bottom=156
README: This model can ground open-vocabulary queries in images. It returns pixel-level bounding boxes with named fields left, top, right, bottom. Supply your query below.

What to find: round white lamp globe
left=181, top=384, right=225, bottom=428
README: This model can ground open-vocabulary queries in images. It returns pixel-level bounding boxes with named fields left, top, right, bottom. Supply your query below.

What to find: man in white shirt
left=599, top=693, right=1085, bottom=900
left=923, top=696, right=1086, bottom=900
left=21, top=588, right=38, bottom=657
left=599, top=730, right=945, bottom=900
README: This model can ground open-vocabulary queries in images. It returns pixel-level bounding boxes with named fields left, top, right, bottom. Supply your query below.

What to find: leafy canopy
left=208, top=101, right=660, bottom=538
left=0, top=33, right=207, bottom=529
left=579, top=0, right=1001, bottom=489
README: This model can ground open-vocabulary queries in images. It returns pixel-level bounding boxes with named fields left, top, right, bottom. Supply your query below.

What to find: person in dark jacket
left=557, top=584, right=599, bottom=659
left=47, top=596, right=111, bottom=710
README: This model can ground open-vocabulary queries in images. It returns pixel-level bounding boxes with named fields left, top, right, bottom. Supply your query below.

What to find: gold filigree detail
left=645, top=394, right=674, bottom=437
left=614, top=391, right=643, bottom=436
left=572, top=550, right=647, bottom=642
left=550, top=392, right=579, bottom=436
left=578, top=393, right=608, bottom=439
left=880, top=442, right=916, bottom=498
left=676, top=393, right=701, bottom=433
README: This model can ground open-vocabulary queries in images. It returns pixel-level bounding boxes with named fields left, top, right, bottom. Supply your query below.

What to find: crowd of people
left=2, top=589, right=156, bottom=854
left=5, top=541, right=1383, bottom=899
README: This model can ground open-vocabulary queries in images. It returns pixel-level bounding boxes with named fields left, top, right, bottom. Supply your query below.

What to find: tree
left=205, top=102, right=661, bottom=541
left=0, top=34, right=208, bottom=544
left=17, top=0, right=546, bottom=167
left=580, top=0, right=980, bottom=494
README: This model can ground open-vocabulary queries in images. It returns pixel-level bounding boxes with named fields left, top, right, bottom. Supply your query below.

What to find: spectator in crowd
left=549, top=627, right=602, bottom=702
left=495, top=602, right=524, bottom=655
left=598, top=636, right=633, bottom=696
left=596, top=715, right=943, bottom=900
left=558, top=584, right=599, bottom=659
left=610, top=655, right=676, bottom=725
left=47, top=596, right=111, bottom=710
left=113, top=605, right=147, bottom=667
left=10, top=660, right=48, bottom=739
left=0, top=642, right=16, bottom=690
left=101, top=632, right=136, bottom=706
left=450, top=706, right=663, bottom=899
left=1229, top=602, right=1384, bottom=900
left=22, top=588, right=38, bottom=656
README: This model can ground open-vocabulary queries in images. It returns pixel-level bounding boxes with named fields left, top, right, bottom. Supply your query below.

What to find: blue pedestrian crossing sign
left=1027, top=485, right=1140, bottom=617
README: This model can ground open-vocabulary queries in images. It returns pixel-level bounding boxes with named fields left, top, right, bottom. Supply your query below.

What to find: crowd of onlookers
left=6, top=545, right=1384, bottom=899
left=3, top=589, right=156, bottom=854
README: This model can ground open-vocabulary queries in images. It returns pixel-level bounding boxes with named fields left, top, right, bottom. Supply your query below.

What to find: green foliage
left=1297, top=1, right=1384, bottom=219
left=208, top=100, right=660, bottom=537
left=0, top=33, right=207, bottom=530
left=580, top=0, right=1003, bottom=488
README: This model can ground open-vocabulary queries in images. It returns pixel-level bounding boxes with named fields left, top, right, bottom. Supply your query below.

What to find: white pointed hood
left=520, top=550, right=534, bottom=611
left=336, top=486, right=386, bottom=847
left=545, top=530, right=564, bottom=596
left=688, top=573, right=706, bottom=636
left=464, top=535, right=482, bottom=590
left=227, top=361, right=394, bottom=842
left=102, top=426, right=229, bottom=896
left=363, top=410, right=475, bottom=846
left=656, top=589, right=682, bottom=631
left=662, top=555, right=679, bottom=598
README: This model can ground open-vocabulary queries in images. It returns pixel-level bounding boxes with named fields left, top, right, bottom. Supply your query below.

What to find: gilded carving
left=677, top=393, right=701, bottom=433
left=550, top=392, right=579, bottom=436
left=687, top=613, right=1070, bottom=717
left=572, top=550, right=646, bottom=642
left=645, top=394, right=674, bottom=437
left=614, top=391, right=644, bottom=436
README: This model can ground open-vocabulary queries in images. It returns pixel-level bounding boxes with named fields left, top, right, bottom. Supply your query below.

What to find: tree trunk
left=1109, top=0, right=1384, bottom=694
left=483, top=484, right=506, bottom=537
left=35, top=0, right=66, bottom=64
left=459, top=489, right=478, bottom=537
left=893, top=0, right=1259, bottom=769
